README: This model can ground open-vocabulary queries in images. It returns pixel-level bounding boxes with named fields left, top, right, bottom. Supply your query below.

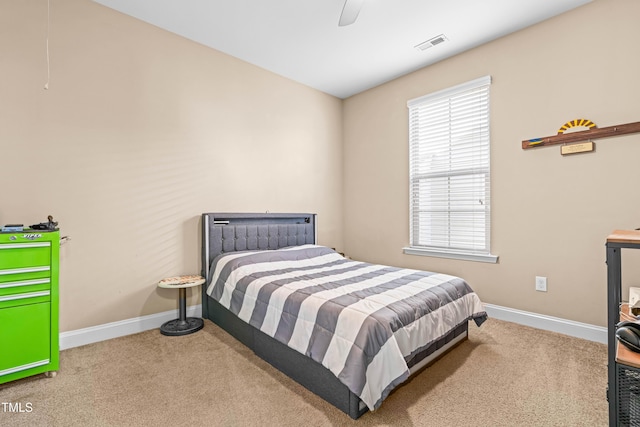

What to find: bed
left=200, top=212, right=486, bottom=419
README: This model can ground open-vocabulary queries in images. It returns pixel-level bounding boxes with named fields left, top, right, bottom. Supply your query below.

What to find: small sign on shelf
left=560, top=141, right=595, bottom=156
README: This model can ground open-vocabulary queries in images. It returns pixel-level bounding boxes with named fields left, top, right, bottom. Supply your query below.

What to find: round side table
left=158, top=275, right=205, bottom=336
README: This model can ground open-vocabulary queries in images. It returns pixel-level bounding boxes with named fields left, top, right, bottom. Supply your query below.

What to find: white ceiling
left=93, top=0, right=592, bottom=99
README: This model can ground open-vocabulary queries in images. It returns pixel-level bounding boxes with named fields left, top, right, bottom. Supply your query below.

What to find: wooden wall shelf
left=522, top=121, right=640, bottom=150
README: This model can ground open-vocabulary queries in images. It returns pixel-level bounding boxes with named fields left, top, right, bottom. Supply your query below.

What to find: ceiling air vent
left=415, top=34, right=448, bottom=51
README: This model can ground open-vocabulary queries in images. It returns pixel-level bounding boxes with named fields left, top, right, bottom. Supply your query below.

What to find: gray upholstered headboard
left=201, top=212, right=316, bottom=281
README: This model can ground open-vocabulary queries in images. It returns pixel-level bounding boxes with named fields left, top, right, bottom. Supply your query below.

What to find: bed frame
left=200, top=212, right=468, bottom=419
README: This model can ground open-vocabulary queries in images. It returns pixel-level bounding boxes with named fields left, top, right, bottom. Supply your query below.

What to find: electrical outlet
left=535, top=276, right=547, bottom=292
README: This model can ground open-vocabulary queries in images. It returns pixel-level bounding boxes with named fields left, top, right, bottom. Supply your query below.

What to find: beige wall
left=343, top=0, right=640, bottom=327
left=1, top=0, right=344, bottom=331
left=3, top=0, right=637, bottom=333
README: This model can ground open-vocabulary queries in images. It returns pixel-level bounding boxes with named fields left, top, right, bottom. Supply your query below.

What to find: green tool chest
left=0, top=230, right=59, bottom=384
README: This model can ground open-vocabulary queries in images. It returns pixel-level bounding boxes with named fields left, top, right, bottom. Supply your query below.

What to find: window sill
left=402, top=247, right=499, bottom=264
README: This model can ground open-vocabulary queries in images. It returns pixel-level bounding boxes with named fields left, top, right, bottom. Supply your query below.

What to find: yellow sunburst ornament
left=557, top=119, right=597, bottom=134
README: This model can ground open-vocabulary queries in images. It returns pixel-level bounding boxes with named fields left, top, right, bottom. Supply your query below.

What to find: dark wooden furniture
left=607, top=230, right=640, bottom=426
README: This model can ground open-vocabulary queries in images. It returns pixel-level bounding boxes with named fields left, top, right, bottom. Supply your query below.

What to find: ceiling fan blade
left=339, top=0, right=365, bottom=27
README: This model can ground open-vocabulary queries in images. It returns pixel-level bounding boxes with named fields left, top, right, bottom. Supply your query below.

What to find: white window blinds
left=407, top=76, right=492, bottom=259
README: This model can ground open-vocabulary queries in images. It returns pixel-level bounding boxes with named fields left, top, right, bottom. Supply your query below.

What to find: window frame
left=403, top=76, right=498, bottom=263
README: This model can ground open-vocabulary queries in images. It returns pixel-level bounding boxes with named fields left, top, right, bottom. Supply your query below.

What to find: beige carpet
left=0, top=318, right=607, bottom=426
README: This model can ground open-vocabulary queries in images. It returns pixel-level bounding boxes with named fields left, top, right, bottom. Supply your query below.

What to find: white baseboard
left=59, top=304, right=202, bottom=350
left=59, top=302, right=606, bottom=350
left=484, top=303, right=607, bottom=344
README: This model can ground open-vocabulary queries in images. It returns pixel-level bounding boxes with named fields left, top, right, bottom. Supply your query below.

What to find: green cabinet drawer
left=0, top=242, right=51, bottom=269
left=0, top=290, right=50, bottom=310
left=0, top=278, right=51, bottom=297
left=0, top=242, right=51, bottom=285
left=0, top=267, right=50, bottom=285
left=0, top=302, right=51, bottom=376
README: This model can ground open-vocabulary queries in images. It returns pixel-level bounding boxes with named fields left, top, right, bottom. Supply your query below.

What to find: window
left=404, top=76, right=497, bottom=263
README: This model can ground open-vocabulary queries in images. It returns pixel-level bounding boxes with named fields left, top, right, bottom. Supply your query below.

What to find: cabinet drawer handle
left=0, top=278, right=50, bottom=289
left=0, top=266, right=50, bottom=276
left=0, top=290, right=50, bottom=302
left=0, top=242, right=51, bottom=249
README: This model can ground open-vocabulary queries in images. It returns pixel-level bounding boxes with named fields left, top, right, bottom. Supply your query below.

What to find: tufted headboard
left=201, top=212, right=316, bottom=281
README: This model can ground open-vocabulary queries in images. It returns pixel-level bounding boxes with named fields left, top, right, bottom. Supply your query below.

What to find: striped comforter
left=206, top=245, right=486, bottom=411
